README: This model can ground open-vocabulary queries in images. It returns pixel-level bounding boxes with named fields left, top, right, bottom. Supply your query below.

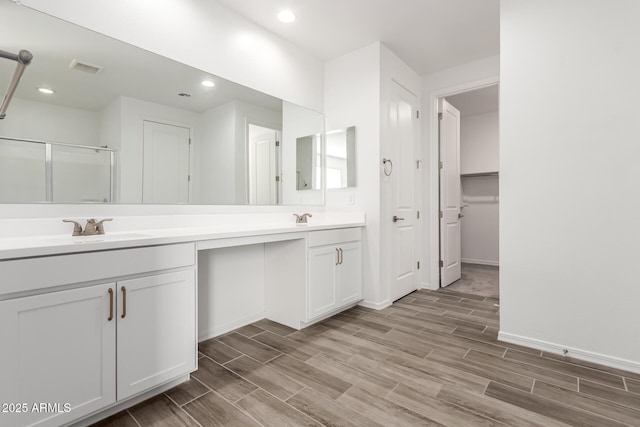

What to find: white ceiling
left=216, top=0, right=500, bottom=75
left=446, top=84, right=499, bottom=116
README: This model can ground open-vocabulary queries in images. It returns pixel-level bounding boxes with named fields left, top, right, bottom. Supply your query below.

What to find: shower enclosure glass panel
left=0, top=137, right=115, bottom=203
left=0, top=138, right=46, bottom=202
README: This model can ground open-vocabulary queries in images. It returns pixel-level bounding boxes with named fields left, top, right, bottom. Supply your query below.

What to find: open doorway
left=439, top=84, right=499, bottom=297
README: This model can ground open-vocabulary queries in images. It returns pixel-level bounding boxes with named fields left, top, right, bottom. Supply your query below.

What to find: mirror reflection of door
left=296, top=134, right=322, bottom=191
left=326, top=126, right=356, bottom=189
left=142, top=120, right=191, bottom=204
left=248, top=124, right=280, bottom=205
left=296, top=135, right=313, bottom=190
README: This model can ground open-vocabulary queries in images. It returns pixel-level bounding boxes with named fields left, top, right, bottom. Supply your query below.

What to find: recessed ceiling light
left=201, top=80, right=215, bottom=87
left=277, top=10, right=296, bottom=23
left=37, top=87, right=55, bottom=94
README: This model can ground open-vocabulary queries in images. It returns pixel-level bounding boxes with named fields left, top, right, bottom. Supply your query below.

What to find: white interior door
left=390, top=81, right=419, bottom=302
left=249, top=128, right=279, bottom=205
left=143, top=121, right=190, bottom=204
left=439, top=99, right=462, bottom=287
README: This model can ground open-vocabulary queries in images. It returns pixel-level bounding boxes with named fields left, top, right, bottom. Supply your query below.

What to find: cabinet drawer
left=0, top=243, right=195, bottom=296
left=308, top=227, right=361, bottom=248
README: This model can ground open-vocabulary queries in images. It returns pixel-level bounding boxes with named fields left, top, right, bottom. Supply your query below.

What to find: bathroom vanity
left=0, top=213, right=364, bottom=427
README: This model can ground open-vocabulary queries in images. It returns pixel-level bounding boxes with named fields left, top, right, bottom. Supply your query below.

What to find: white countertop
left=0, top=214, right=365, bottom=260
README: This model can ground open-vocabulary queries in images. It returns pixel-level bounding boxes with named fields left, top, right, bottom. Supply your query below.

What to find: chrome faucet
left=62, top=219, right=83, bottom=236
left=62, top=218, right=113, bottom=236
left=293, top=213, right=313, bottom=224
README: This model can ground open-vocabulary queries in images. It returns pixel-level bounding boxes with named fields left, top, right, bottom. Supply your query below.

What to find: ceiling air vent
left=69, top=59, right=103, bottom=75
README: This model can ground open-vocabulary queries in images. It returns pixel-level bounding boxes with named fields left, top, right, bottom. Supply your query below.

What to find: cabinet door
left=338, top=242, right=362, bottom=305
left=307, top=246, right=338, bottom=320
left=0, top=284, right=116, bottom=427
left=117, top=270, right=196, bottom=400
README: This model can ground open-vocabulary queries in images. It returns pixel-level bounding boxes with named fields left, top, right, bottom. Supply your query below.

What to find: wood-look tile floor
left=94, top=289, right=640, bottom=426
left=446, top=263, right=499, bottom=298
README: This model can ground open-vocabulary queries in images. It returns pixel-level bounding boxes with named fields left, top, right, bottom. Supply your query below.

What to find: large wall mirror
left=0, top=2, right=324, bottom=205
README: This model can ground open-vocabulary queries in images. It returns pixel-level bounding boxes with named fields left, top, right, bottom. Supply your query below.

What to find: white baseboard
left=358, top=299, right=391, bottom=310
left=198, top=311, right=265, bottom=341
left=462, top=258, right=499, bottom=267
left=498, top=331, right=640, bottom=375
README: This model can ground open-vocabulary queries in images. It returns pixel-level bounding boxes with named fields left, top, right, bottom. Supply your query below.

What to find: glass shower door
left=51, top=144, right=113, bottom=203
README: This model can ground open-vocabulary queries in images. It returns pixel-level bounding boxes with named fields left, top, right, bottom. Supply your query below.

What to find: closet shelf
left=461, top=171, right=499, bottom=178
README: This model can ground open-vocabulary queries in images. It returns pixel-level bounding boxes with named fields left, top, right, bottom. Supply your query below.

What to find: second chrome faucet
left=63, top=218, right=113, bottom=236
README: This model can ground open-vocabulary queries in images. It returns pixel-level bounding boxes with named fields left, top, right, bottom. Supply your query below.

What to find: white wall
left=20, top=0, right=323, bottom=112
left=0, top=97, right=99, bottom=146
left=500, top=0, right=640, bottom=371
left=421, top=56, right=500, bottom=290
left=324, top=43, right=381, bottom=305
left=460, top=111, right=499, bottom=174
left=461, top=175, right=499, bottom=265
left=324, top=42, right=420, bottom=308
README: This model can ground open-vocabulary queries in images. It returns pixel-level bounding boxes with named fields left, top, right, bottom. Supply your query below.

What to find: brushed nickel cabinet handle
left=336, top=248, right=340, bottom=265
left=339, top=248, right=343, bottom=265
left=121, top=286, right=127, bottom=319
left=108, top=288, right=113, bottom=321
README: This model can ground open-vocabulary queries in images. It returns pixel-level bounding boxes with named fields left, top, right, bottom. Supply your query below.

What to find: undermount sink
left=46, top=233, right=151, bottom=244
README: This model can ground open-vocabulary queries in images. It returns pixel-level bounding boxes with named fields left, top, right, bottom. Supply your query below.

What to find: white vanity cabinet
left=264, top=227, right=362, bottom=330
left=0, top=243, right=196, bottom=427
left=117, top=270, right=196, bottom=400
left=307, top=228, right=362, bottom=322
left=0, top=283, right=117, bottom=427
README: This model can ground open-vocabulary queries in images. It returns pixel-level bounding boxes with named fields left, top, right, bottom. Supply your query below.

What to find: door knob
left=458, top=213, right=464, bottom=219
left=393, top=216, right=405, bottom=223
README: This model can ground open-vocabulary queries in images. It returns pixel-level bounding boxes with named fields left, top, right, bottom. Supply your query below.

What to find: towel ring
left=382, top=158, right=393, bottom=176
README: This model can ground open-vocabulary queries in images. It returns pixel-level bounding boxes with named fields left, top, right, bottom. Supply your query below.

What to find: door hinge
left=439, top=211, right=443, bottom=219
left=438, top=112, right=443, bottom=120
left=416, top=160, right=421, bottom=169
left=439, top=161, right=443, bottom=169
left=417, top=261, right=420, bottom=269
left=416, top=110, right=420, bottom=119
left=188, top=138, right=191, bottom=145
left=188, top=175, right=191, bottom=182
left=276, top=140, right=280, bottom=147
left=275, top=175, right=280, bottom=182
left=417, top=211, right=420, bottom=219
left=440, top=260, right=444, bottom=268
